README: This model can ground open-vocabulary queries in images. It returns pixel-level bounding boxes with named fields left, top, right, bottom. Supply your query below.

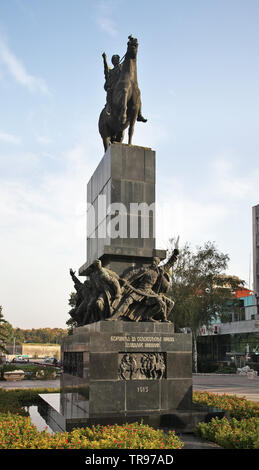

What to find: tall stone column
left=79, top=143, right=166, bottom=276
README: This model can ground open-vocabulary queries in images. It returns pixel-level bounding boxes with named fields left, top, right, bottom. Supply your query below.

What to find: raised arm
left=69, top=268, right=83, bottom=290
left=163, top=237, right=180, bottom=271
left=102, top=52, right=109, bottom=81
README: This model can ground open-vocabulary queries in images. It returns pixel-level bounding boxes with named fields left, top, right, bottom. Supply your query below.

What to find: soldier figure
left=102, top=53, right=122, bottom=116
left=102, top=49, right=147, bottom=122
left=69, top=269, right=91, bottom=326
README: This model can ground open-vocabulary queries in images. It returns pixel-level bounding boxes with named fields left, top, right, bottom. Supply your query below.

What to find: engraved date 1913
left=137, top=386, right=149, bottom=393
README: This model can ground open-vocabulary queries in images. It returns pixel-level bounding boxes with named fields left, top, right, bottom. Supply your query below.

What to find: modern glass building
left=197, top=205, right=259, bottom=367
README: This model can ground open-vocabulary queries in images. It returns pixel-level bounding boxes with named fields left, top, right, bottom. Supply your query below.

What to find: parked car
left=12, top=355, right=29, bottom=364
left=43, top=357, right=55, bottom=363
left=43, top=357, right=60, bottom=366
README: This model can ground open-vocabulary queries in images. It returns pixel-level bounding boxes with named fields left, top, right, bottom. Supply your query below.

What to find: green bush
left=195, top=416, right=259, bottom=449
left=0, top=388, right=184, bottom=449
left=215, top=365, right=236, bottom=374
left=197, top=360, right=219, bottom=373
left=193, top=391, right=259, bottom=419
left=197, top=360, right=237, bottom=374
left=0, top=415, right=184, bottom=449
left=194, top=391, right=259, bottom=449
left=0, top=364, right=58, bottom=380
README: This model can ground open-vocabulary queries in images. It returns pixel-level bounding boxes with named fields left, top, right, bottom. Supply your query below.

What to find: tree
left=10, top=327, right=68, bottom=344
left=168, top=240, right=244, bottom=372
left=66, top=292, right=78, bottom=333
left=1, top=320, right=14, bottom=343
left=0, top=306, right=9, bottom=354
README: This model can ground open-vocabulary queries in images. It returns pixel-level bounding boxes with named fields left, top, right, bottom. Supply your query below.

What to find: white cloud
left=98, top=17, right=118, bottom=37
left=0, top=131, right=21, bottom=144
left=156, top=184, right=230, bottom=252
left=211, top=155, right=259, bottom=201
left=96, top=1, right=118, bottom=37
left=133, top=119, right=172, bottom=149
left=0, top=143, right=97, bottom=328
left=36, top=135, right=53, bottom=145
left=0, top=34, right=50, bottom=95
left=154, top=152, right=258, bottom=286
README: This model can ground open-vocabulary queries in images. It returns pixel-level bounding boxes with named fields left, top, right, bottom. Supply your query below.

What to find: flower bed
left=193, top=391, right=259, bottom=419
left=195, top=416, right=258, bottom=449
left=193, top=391, right=259, bottom=449
left=2, top=388, right=258, bottom=449
left=0, top=388, right=183, bottom=449
left=0, top=415, right=183, bottom=449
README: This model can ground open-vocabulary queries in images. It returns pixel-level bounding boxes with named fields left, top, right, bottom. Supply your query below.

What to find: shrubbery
left=193, top=391, right=259, bottom=419
left=214, top=365, right=236, bottom=374
left=194, top=391, right=259, bottom=449
left=0, top=388, right=183, bottom=449
left=0, top=418, right=184, bottom=449
left=196, top=359, right=237, bottom=374
left=0, top=364, right=58, bottom=380
left=1, top=388, right=258, bottom=449
left=195, top=416, right=259, bottom=449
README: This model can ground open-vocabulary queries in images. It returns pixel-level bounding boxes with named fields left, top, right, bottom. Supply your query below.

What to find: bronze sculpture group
left=99, top=35, right=147, bottom=151
left=69, top=246, right=179, bottom=326
left=68, top=36, right=179, bottom=327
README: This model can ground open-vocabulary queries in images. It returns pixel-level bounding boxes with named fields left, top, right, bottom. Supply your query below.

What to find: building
left=252, top=204, right=259, bottom=311
left=198, top=289, right=259, bottom=363
left=197, top=205, right=259, bottom=366
left=4, top=343, right=61, bottom=359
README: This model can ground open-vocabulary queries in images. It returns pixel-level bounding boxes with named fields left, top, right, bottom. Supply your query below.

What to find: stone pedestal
left=38, top=322, right=226, bottom=432
left=79, top=143, right=166, bottom=277
left=41, top=321, right=193, bottom=430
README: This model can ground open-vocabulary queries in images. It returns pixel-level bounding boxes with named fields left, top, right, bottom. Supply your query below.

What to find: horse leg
left=120, top=88, right=128, bottom=125
left=103, top=135, right=110, bottom=152
left=115, top=129, right=125, bottom=144
left=99, top=109, right=111, bottom=152
left=128, top=115, right=137, bottom=145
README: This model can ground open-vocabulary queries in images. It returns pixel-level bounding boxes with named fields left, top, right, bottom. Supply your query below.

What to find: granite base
left=38, top=321, right=226, bottom=432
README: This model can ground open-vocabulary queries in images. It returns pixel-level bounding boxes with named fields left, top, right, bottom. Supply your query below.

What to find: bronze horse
left=98, top=36, right=146, bottom=152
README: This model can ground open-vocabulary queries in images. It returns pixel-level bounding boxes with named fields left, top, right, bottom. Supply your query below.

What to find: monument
left=39, top=36, right=226, bottom=433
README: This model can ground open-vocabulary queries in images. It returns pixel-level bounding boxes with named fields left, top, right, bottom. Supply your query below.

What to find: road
left=1, top=374, right=259, bottom=402
left=193, top=374, right=259, bottom=402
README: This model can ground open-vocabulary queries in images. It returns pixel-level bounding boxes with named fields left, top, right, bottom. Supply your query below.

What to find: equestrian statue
left=99, top=35, right=147, bottom=151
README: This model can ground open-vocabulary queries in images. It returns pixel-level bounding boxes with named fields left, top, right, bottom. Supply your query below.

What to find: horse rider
left=102, top=51, right=147, bottom=122
left=102, top=53, right=122, bottom=116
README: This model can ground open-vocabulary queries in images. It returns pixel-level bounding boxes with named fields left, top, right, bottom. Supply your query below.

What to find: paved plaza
left=1, top=374, right=258, bottom=402
left=0, top=378, right=60, bottom=390
left=193, top=374, right=259, bottom=402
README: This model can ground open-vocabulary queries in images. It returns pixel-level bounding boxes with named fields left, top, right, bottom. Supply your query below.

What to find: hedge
left=0, top=388, right=183, bottom=449
left=193, top=391, right=259, bottom=449
left=193, top=391, right=259, bottom=419
left=0, top=364, right=58, bottom=380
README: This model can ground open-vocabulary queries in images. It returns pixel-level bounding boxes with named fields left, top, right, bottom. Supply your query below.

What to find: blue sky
left=0, top=0, right=258, bottom=328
